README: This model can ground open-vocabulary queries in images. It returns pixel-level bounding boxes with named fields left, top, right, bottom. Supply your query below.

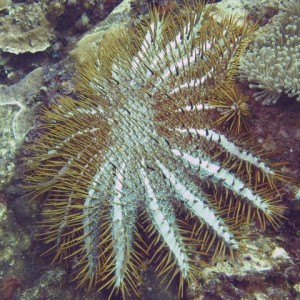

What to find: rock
left=0, top=68, right=43, bottom=187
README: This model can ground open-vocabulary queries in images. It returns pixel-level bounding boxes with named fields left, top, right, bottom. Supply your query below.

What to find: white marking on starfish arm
left=161, top=45, right=197, bottom=79
left=174, top=127, right=274, bottom=175
left=82, top=194, right=98, bottom=278
left=160, top=11, right=213, bottom=81
left=43, top=129, right=104, bottom=188
left=111, top=163, right=127, bottom=287
left=177, top=103, right=215, bottom=112
left=61, top=107, right=103, bottom=118
left=155, top=160, right=238, bottom=249
left=171, top=149, right=271, bottom=213
left=146, top=8, right=209, bottom=80
left=47, top=127, right=99, bottom=154
left=140, top=166, right=190, bottom=277
left=131, top=18, right=165, bottom=74
left=169, top=71, right=212, bottom=95
left=82, top=165, right=110, bottom=278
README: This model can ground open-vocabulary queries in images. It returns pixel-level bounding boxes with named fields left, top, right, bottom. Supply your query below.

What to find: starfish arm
left=171, top=149, right=272, bottom=214
left=173, top=127, right=274, bottom=175
left=155, top=159, right=238, bottom=249
left=111, top=163, right=128, bottom=287
left=141, top=165, right=190, bottom=278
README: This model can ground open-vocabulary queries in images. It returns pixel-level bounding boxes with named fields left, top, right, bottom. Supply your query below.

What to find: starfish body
left=25, top=1, right=290, bottom=298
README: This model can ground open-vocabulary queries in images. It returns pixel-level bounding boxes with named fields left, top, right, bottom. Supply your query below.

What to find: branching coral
left=239, top=0, right=300, bottom=104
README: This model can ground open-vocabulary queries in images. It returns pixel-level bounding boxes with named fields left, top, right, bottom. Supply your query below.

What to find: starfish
left=25, top=1, right=290, bottom=298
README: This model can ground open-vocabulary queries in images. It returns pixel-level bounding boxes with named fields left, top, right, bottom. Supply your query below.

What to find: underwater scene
left=0, top=0, right=299, bottom=299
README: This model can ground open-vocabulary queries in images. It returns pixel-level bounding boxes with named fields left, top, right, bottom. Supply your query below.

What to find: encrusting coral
left=24, top=1, right=296, bottom=299
left=239, top=0, right=300, bottom=104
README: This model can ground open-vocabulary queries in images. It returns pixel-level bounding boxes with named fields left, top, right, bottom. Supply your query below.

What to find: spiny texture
left=25, top=2, right=290, bottom=298
left=239, top=0, right=300, bottom=104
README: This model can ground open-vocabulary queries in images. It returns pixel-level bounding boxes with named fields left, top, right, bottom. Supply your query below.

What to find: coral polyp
left=25, top=1, right=292, bottom=298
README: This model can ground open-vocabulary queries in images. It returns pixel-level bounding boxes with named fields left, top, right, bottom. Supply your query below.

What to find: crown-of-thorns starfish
left=25, top=1, right=292, bottom=298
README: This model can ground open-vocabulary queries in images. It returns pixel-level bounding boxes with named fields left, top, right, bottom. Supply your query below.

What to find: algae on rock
left=0, top=68, right=43, bottom=188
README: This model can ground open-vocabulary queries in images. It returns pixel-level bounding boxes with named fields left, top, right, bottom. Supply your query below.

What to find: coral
left=42, top=0, right=122, bottom=31
left=187, top=236, right=295, bottom=298
left=239, top=0, right=300, bottom=104
left=0, top=277, right=22, bottom=300
left=0, top=0, right=8, bottom=11
left=42, top=0, right=89, bottom=24
left=24, top=1, right=296, bottom=299
left=70, top=0, right=132, bottom=64
left=0, top=68, right=43, bottom=188
left=0, top=2, right=52, bottom=54
left=240, top=0, right=281, bottom=22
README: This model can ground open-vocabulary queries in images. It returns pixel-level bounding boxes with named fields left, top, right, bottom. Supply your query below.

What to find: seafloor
left=0, top=0, right=299, bottom=299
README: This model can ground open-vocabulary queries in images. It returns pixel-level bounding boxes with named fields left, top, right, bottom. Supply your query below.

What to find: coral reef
left=239, top=0, right=300, bottom=104
left=0, top=0, right=298, bottom=299
left=24, top=1, right=297, bottom=298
